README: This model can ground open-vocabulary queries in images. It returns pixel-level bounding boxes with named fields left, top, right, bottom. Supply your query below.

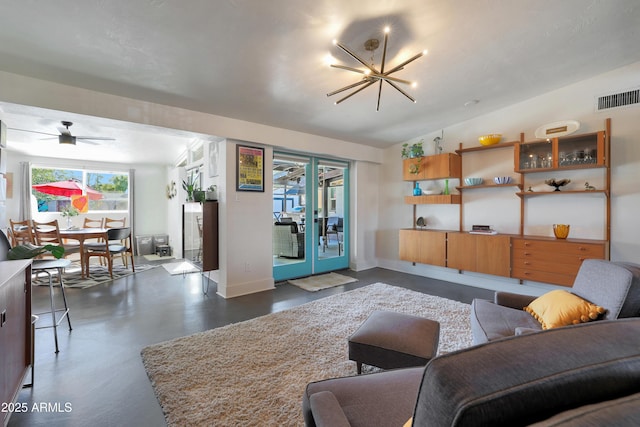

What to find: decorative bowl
left=464, top=177, right=483, bottom=186
left=493, top=176, right=512, bottom=185
left=553, top=224, right=570, bottom=239
left=479, top=134, right=502, bottom=146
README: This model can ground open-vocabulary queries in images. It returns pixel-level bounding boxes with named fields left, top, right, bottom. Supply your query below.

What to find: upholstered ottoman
left=348, top=311, right=440, bottom=374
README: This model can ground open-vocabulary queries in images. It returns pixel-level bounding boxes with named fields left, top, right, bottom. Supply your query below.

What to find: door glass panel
left=273, top=156, right=308, bottom=267
left=318, top=162, right=346, bottom=260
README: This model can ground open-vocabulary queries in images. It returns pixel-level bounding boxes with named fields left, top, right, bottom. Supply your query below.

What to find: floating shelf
left=457, top=183, right=523, bottom=191
left=404, top=194, right=461, bottom=204
left=455, top=141, right=517, bottom=154
left=516, top=190, right=608, bottom=198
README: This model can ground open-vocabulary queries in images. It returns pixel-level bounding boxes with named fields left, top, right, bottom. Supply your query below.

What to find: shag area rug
left=287, top=272, right=357, bottom=291
left=141, top=283, right=472, bottom=426
left=33, top=263, right=158, bottom=289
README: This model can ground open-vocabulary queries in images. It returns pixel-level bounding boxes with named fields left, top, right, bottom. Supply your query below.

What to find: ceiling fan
left=9, top=120, right=115, bottom=145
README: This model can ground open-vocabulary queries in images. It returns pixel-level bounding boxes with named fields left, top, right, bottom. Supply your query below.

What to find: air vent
left=596, top=88, right=639, bottom=111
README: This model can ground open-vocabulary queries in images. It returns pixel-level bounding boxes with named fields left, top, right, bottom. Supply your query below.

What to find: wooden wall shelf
left=404, top=194, right=461, bottom=204
left=516, top=190, right=608, bottom=198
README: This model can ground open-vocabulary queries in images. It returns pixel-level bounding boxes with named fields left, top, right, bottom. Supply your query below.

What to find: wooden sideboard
left=0, top=260, right=32, bottom=427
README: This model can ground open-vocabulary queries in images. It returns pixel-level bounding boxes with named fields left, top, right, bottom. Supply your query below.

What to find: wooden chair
left=84, top=227, right=135, bottom=278
left=83, top=217, right=104, bottom=229
left=32, top=219, right=81, bottom=260
left=104, top=217, right=127, bottom=265
left=8, top=219, right=35, bottom=246
left=104, top=217, right=126, bottom=229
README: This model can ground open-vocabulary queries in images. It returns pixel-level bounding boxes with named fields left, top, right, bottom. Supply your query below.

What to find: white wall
left=378, top=61, right=640, bottom=294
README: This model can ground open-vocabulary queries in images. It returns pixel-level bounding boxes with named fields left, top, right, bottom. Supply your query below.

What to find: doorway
left=272, top=153, right=349, bottom=281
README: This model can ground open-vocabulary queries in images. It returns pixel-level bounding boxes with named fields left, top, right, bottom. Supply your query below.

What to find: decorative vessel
left=545, top=178, right=570, bottom=191
left=478, top=134, right=502, bottom=146
left=553, top=224, right=570, bottom=239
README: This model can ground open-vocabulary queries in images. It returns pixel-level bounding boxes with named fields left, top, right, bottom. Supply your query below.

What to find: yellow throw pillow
left=403, top=417, right=413, bottom=427
left=524, top=290, right=605, bottom=330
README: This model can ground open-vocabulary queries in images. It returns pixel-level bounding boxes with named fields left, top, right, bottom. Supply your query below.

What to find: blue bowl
left=464, top=177, right=483, bottom=186
left=494, top=176, right=512, bottom=185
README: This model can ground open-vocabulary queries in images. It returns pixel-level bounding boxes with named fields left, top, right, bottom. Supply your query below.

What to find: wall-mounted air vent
left=596, top=87, right=639, bottom=111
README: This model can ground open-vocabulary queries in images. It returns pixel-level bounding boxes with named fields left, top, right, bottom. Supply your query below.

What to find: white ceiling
left=0, top=0, right=639, bottom=164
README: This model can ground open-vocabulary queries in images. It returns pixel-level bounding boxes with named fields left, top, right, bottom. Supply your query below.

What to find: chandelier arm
left=386, top=80, right=417, bottom=103
left=380, top=31, right=389, bottom=74
left=376, top=80, right=383, bottom=111
left=330, top=64, right=369, bottom=75
left=327, top=79, right=370, bottom=97
left=384, top=51, right=426, bottom=75
left=335, top=80, right=377, bottom=104
left=369, top=73, right=412, bottom=85
left=335, top=42, right=380, bottom=74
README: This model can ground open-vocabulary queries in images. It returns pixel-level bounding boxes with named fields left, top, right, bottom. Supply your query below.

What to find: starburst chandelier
left=327, top=26, right=427, bottom=111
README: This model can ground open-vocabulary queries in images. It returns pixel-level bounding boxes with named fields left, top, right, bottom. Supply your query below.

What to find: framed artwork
left=208, top=141, right=219, bottom=177
left=236, top=145, right=264, bottom=192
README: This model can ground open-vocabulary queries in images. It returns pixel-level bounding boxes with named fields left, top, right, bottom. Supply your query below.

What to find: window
left=31, top=166, right=129, bottom=213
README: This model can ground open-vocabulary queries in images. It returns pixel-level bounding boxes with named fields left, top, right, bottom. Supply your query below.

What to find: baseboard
left=217, top=277, right=275, bottom=299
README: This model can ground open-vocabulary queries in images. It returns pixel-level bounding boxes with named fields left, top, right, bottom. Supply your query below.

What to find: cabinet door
left=402, top=153, right=461, bottom=181
left=475, top=235, right=511, bottom=277
left=447, top=233, right=476, bottom=271
left=448, top=234, right=511, bottom=277
left=202, top=201, right=219, bottom=271
left=399, top=229, right=446, bottom=266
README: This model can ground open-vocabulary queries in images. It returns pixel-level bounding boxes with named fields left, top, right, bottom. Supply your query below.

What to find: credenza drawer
left=512, top=239, right=605, bottom=258
left=511, top=267, right=575, bottom=287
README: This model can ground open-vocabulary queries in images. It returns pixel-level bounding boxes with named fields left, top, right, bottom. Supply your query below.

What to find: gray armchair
left=273, top=222, right=304, bottom=258
left=471, top=259, right=640, bottom=344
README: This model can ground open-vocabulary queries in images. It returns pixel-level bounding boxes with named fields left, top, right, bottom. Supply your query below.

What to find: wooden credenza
left=202, top=201, right=219, bottom=272
left=0, top=260, right=32, bottom=427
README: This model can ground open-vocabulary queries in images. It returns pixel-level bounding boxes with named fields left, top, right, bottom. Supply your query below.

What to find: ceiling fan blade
left=8, top=127, right=58, bottom=137
left=75, top=136, right=116, bottom=141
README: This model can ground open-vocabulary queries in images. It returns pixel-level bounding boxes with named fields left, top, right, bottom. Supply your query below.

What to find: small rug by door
left=141, top=283, right=472, bottom=426
left=32, top=264, right=158, bottom=289
left=143, top=254, right=175, bottom=262
left=288, top=272, right=357, bottom=291
left=161, top=260, right=200, bottom=275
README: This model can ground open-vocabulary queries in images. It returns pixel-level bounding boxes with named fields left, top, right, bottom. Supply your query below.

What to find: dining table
left=59, top=227, right=108, bottom=278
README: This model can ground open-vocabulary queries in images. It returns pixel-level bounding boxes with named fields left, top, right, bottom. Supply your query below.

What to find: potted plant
left=205, top=185, right=217, bottom=201
left=401, top=140, right=424, bottom=159
left=182, top=172, right=200, bottom=202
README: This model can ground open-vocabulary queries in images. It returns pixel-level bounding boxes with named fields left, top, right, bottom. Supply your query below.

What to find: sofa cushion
left=613, top=262, right=640, bottom=318
left=303, top=367, right=424, bottom=427
left=471, top=298, right=541, bottom=344
left=524, top=290, right=605, bottom=329
left=413, top=318, right=640, bottom=427
left=571, top=259, right=634, bottom=320
left=530, top=392, right=640, bottom=426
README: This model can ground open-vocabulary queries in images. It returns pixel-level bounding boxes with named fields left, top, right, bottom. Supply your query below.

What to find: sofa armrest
left=309, top=391, right=351, bottom=427
left=495, top=291, right=537, bottom=309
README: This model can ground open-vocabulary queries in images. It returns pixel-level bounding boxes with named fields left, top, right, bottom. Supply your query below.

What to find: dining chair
left=83, top=217, right=104, bottom=229
left=84, top=227, right=135, bottom=278
left=104, top=217, right=127, bottom=265
left=32, top=219, right=81, bottom=260
left=8, top=219, right=35, bottom=246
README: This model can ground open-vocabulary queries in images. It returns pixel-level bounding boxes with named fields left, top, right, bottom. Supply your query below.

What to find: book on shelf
left=469, top=225, right=497, bottom=235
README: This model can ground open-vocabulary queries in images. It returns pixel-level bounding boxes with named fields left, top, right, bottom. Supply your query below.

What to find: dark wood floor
left=9, top=260, right=493, bottom=427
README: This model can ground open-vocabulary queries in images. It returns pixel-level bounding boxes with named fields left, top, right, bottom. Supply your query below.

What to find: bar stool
left=32, top=259, right=73, bottom=353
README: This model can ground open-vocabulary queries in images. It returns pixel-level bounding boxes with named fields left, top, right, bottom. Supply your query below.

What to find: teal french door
left=272, top=153, right=349, bottom=281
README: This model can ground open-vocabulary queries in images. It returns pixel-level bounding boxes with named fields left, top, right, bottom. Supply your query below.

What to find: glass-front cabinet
left=515, top=131, right=605, bottom=172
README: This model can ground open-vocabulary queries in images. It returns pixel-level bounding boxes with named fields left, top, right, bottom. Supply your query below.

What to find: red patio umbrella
left=32, top=180, right=103, bottom=200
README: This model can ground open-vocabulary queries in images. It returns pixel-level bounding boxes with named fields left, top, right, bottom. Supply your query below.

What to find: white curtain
left=129, top=168, right=135, bottom=252
left=18, top=161, right=31, bottom=221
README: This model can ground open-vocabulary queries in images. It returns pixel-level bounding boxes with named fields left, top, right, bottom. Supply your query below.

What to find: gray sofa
left=303, top=318, right=640, bottom=427
left=471, top=259, right=640, bottom=344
